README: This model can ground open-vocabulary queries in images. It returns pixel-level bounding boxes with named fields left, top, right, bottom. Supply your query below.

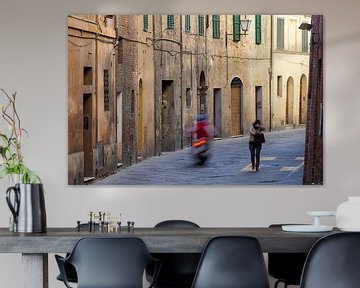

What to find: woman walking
left=249, top=120, right=265, bottom=172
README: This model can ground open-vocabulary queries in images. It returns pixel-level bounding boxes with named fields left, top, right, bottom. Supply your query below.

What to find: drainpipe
left=269, top=15, right=273, bottom=132
left=152, top=15, right=158, bottom=155
left=180, top=16, right=184, bottom=149
left=95, top=16, right=99, bottom=151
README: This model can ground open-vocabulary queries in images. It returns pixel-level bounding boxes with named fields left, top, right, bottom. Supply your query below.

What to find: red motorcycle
left=192, top=137, right=210, bottom=166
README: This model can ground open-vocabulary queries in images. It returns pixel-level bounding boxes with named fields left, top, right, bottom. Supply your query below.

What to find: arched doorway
left=137, top=79, right=143, bottom=157
left=299, top=74, right=308, bottom=124
left=198, top=71, right=207, bottom=114
left=117, top=92, right=122, bottom=163
left=286, top=77, right=294, bottom=125
left=231, top=77, right=243, bottom=136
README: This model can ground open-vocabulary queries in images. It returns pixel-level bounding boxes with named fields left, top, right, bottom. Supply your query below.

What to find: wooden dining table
left=0, top=226, right=339, bottom=288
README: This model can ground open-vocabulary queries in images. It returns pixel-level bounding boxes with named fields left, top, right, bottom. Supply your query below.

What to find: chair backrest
left=67, top=237, right=154, bottom=288
left=268, top=224, right=308, bottom=285
left=152, top=220, right=201, bottom=285
left=155, top=220, right=200, bottom=228
left=191, top=236, right=270, bottom=288
left=300, top=232, right=360, bottom=288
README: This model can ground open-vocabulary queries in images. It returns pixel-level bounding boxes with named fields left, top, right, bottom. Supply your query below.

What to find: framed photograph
left=67, top=14, right=323, bottom=185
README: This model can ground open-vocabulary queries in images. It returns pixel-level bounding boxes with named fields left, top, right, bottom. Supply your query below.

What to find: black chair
left=148, top=220, right=201, bottom=288
left=55, top=237, right=160, bottom=288
left=300, top=232, right=360, bottom=288
left=56, top=223, right=99, bottom=284
left=268, top=224, right=308, bottom=288
left=191, top=236, right=270, bottom=288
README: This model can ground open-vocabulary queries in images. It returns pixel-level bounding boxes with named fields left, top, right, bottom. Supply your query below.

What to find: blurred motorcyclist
left=195, top=114, right=210, bottom=140
left=192, top=114, right=212, bottom=165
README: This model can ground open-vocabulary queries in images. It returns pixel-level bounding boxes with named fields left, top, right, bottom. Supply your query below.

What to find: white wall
left=1, top=0, right=360, bottom=287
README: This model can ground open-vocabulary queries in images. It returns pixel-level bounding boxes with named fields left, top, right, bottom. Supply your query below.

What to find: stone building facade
left=68, top=15, right=117, bottom=184
left=151, top=15, right=274, bottom=152
left=116, top=15, right=156, bottom=166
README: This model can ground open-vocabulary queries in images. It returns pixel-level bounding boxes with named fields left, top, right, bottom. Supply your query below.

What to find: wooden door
left=161, top=80, right=175, bottom=151
left=231, top=86, right=241, bottom=136
left=83, top=93, right=93, bottom=177
left=299, top=75, right=307, bottom=124
left=255, top=86, right=263, bottom=123
left=286, top=77, right=294, bottom=124
left=137, top=80, right=143, bottom=157
left=214, top=89, right=222, bottom=138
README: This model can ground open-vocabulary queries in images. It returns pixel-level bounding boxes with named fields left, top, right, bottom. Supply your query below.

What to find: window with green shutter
left=302, top=29, right=309, bottom=52
left=143, top=15, right=148, bottom=32
left=212, top=15, right=220, bottom=39
left=167, top=15, right=174, bottom=30
left=255, top=15, right=262, bottom=45
left=185, top=15, right=191, bottom=33
left=233, top=15, right=241, bottom=42
left=198, top=15, right=204, bottom=36
left=277, top=18, right=284, bottom=50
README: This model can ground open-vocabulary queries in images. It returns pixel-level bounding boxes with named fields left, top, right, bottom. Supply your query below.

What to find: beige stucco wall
left=271, top=15, right=310, bottom=130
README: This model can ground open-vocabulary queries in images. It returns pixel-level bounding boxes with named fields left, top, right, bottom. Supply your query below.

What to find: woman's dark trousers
left=249, top=142, right=262, bottom=171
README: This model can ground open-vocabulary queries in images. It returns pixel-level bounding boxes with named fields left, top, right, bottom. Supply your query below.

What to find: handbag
left=254, top=133, right=265, bottom=144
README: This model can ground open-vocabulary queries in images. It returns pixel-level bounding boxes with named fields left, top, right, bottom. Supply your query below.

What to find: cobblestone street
left=94, top=129, right=305, bottom=185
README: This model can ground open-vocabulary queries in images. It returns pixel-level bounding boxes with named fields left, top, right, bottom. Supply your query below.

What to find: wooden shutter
left=255, top=15, right=261, bottom=45
left=233, top=15, right=241, bottom=42
left=277, top=18, right=284, bottom=50
left=167, top=15, right=174, bottom=29
left=302, top=29, right=309, bottom=52
left=185, top=15, right=191, bottom=32
left=143, top=15, right=148, bottom=32
left=198, top=15, right=204, bottom=36
left=212, top=15, right=220, bottom=39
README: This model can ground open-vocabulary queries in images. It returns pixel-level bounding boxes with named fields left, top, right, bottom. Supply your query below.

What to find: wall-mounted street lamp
left=225, top=15, right=251, bottom=46
left=298, top=22, right=319, bottom=44
left=298, top=22, right=312, bottom=31
left=240, top=16, right=252, bottom=35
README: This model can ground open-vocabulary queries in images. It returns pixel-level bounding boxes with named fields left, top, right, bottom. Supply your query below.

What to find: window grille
left=104, top=69, right=110, bottom=111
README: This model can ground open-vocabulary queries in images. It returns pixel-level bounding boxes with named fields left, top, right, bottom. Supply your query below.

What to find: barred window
left=277, top=76, right=283, bottom=97
left=186, top=88, right=191, bottom=107
left=104, top=69, right=110, bottom=111
left=131, top=90, right=135, bottom=114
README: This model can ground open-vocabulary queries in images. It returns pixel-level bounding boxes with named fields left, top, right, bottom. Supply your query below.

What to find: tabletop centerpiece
left=0, top=88, right=46, bottom=233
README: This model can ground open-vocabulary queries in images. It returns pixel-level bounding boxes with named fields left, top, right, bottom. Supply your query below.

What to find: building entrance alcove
left=83, top=93, right=94, bottom=177
left=299, top=74, right=308, bottom=124
left=286, top=77, right=294, bottom=125
left=230, top=77, right=243, bottom=136
left=213, top=88, right=222, bottom=138
left=198, top=71, right=207, bottom=114
left=161, top=80, right=175, bottom=152
left=137, top=79, right=144, bottom=157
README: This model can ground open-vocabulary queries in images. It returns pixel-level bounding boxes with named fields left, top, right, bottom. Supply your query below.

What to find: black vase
left=6, top=183, right=47, bottom=233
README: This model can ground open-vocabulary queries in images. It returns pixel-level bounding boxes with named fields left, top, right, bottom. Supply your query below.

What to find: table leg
left=22, top=253, right=48, bottom=288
